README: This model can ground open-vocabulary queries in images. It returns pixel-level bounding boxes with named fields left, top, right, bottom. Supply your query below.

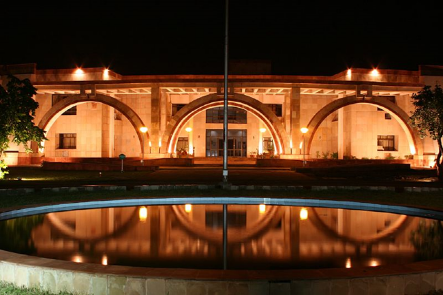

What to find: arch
left=305, top=95, right=423, bottom=156
left=161, top=93, right=289, bottom=155
left=37, top=94, right=149, bottom=153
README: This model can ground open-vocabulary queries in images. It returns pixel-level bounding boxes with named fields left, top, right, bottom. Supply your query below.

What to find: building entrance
left=206, top=129, right=247, bottom=157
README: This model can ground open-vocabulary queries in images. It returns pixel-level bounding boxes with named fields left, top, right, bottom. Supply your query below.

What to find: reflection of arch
left=37, top=94, right=149, bottom=152
left=162, top=93, right=289, bottom=154
left=171, top=205, right=284, bottom=243
left=305, top=95, right=423, bottom=156
left=309, top=208, right=411, bottom=244
left=46, top=207, right=139, bottom=243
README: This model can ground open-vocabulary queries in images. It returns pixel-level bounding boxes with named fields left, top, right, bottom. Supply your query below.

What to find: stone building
left=1, top=63, right=442, bottom=166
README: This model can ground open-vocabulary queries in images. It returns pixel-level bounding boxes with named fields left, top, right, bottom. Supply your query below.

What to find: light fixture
left=102, top=255, right=108, bottom=266
left=259, top=204, right=266, bottom=213
left=347, top=69, right=352, bottom=76
left=140, top=126, right=148, bottom=133
left=185, top=127, right=192, bottom=132
left=103, top=68, right=109, bottom=78
left=139, top=127, right=148, bottom=165
left=72, top=255, right=83, bottom=263
left=139, top=206, right=148, bottom=222
left=300, top=127, right=308, bottom=134
left=259, top=128, right=266, bottom=133
left=371, top=69, right=379, bottom=76
left=369, top=258, right=380, bottom=267
left=346, top=258, right=352, bottom=268
left=185, top=204, right=192, bottom=213
left=300, top=208, right=308, bottom=220
left=75, top=68, right=84, bottom=75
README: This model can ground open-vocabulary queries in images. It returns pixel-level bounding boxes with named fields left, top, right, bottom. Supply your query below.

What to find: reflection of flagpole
left=223, top=0, right=229, bottom=184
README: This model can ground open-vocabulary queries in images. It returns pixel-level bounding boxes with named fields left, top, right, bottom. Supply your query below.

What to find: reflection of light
left=149, top=141, right=151, bottom=147
left=346, top=258, right=352, bottom=268
left=102, top=255, right=108, bottom=266
left=299, top=141, right=303, bottom=149
left=300, top=127, right=308, bottom=134
left=140, top=126, right=148, bottom=133
left=72, top=255, right=83, bottom=263
left=300, top=208, right=308, bottom=220
left=185, top=127, right=192, bottom=132
left=371, top=69, right=379, bottom=76
left=260, top=128, right=266, bottom=133
left=185, top=204, right=192, bottom=213
left=369, top=258, right=380, bottom=267
left=139, top=207, right=148, bottom=222
left=259, top=204, right=266, bottom=213
left=75, top=68, right=84, bottom=75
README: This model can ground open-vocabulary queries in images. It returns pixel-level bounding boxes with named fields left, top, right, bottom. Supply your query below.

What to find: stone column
left=150, top=85, right=161, bottom=153
left=338, top=108, right=344, bottom=159
left=291, top=87, right=301, bottom=155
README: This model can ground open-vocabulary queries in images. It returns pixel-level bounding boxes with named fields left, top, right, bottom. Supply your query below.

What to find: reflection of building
left=29, top=205, right=428, bottom=269
left=1, top=64, right=443, bottom=165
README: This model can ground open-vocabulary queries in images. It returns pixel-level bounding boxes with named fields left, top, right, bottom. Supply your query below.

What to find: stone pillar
left=338, top=108, right=344, bottom=159
left=290, top=87, right=301, bottom=155
left=150, top=85, right=161, bottom=153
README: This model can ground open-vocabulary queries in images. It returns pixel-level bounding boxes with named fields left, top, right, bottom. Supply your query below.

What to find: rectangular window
left=172, top=104, right=186, bottom=116
left=52, top=94, right=77, bottom=115
left=176, top=137, right=189, bottom=152
left=206, top=107, right=247, bottom=124
left=265, top=104, right=282, bottom=117
left=262, top=137, right=274, bottom=153
left=205, top=211, right=246, bottom=229
left=377, top=135, right=395, bottom=151
left=58, top=133, right=76, bottom=149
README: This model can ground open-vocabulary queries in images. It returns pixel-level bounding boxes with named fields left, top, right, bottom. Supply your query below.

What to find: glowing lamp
left=75, top=68, right=84, bottom=75
left=259, top=128, right=266, bottom=133
left=185, top=204, right=192, bottom=213
left=300, top=127, right=308, bottom=134
left=139, top=206, right=148, bottom=222
left=72, top=255, right=83, bottom=263
left=185, top=127, right=192, bottom=132
left=371, top=69, right=379, bottom=76
left=140, top=126, right=148, bottom=133
left=300, top=208, right=308, bottom=220
left=259, top=204, right=266, bottom=213
left=102, top=255, right=108, bottom=266
left=347, top=69, right=352, bottom=76
left=346, top=258, right=352, bottom=268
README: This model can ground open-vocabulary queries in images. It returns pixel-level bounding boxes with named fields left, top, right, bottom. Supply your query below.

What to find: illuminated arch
left=161, top=93, right=289, bottom=155
left=37, top=94, right=149, bottom=152
left=305, top=95, right=423, bottom=156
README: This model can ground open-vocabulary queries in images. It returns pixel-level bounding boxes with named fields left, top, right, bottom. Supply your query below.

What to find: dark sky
left=2, top=1, right=443, bottom=75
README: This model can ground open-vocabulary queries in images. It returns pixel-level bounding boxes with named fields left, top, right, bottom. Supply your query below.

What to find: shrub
left=331, top=152, right=338, bottom=159
left=322, top=151, right=330, bottom=159
left=0, top=160, right=8, bottom=180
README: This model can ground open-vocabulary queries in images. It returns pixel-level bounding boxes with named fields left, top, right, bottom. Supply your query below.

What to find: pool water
left=0, top=204, right=441, bottom=270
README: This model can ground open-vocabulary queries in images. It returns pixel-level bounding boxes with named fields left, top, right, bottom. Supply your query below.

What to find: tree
left=0, top=75, right=47, bottom=154
left=410, top=85, right=443, bottom=180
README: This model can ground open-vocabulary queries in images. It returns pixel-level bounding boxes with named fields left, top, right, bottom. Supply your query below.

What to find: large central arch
left=305, top=95, right=423, bottom=156
left=161, top=93, right=289, bottom=155
left=37, top=94, right=149, bottom=153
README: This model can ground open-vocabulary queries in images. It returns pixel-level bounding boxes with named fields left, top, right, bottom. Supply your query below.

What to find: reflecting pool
left=1, top=204, right=441, bottom=270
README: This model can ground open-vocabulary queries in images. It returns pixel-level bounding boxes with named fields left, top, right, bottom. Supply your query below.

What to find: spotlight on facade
left=300, top=208, right=308, bottom=220
left=371, top=69, right=379, bottom=76
left=259, top=204, right=266, bottom=213
left=140, top=126, right=148, bottom=133
left=346, top=258, right=352, bottom=268
left=185, top=204, right=192, bottom=213
left=139, top=206, right=148, bottom=222
left=75, top=68, right=84, bottom=75
left=347, top=69, right=352, bottom=76
left=369, top=258, right=380, bottom=267
left=72, top=255, right=83, bottom=263
left=102, top=255, right=108, bottom=266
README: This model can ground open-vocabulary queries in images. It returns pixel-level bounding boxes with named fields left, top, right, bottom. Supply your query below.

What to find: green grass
left=0, top=282, right=75, bottom=295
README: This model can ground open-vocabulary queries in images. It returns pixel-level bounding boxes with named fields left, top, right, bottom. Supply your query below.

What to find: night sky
left=2, top=1, right=443, bottom=75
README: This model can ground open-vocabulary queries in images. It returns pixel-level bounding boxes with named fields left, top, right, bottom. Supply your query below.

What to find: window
left=172, top=104, right=186, bottom=116
left=58, top=133, right=76, bottom=149
left=52, top=95, right=77, bottom=115
left=205, top=211, right=246, bottom=229
left=265, top=104, right=282, bottom=117
left=377, top=135, right=395, bottom=151
left=263, top=137, right=274, bottom=153
left=176, top=137, right=189, bottom=152
left=206, top=107, right=247, bottom=124
left=385, top=113, right=391, bottom=120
